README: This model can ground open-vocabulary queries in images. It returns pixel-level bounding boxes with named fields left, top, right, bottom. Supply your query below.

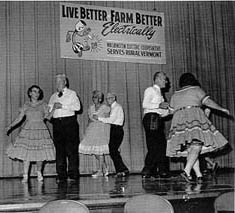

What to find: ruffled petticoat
left=7, top=120, right=55, bottom=161
left=79, top=121, right=110, bottom=155
left=166, top=106, right=228, bottom=157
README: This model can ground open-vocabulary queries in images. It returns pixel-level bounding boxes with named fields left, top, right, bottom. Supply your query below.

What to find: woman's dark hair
left=27, top=85, right=44, bottom=101
left=179, top=73, right=200, bottom=88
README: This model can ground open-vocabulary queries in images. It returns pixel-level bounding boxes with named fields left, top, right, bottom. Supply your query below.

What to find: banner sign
left=60, top=3, right=166, bottom=64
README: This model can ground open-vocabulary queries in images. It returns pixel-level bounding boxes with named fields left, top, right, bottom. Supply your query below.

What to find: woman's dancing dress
left=79, top=104, right=110, bottom=155
left=7, top=101, right=55, bottom=161
left=166, top=86, right=228, bottom=157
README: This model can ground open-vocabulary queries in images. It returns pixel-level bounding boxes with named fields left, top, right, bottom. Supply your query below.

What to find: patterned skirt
left=166, top=106, right=228, bottom=157
left=6, top=121, right=55, bottom=162
left=79, top=121, right=110, bottom=155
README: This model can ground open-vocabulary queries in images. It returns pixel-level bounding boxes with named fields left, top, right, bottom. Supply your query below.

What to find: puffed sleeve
left=20, top=102, right=29, bottom=114
left=196, top=87, right=210, bottom=104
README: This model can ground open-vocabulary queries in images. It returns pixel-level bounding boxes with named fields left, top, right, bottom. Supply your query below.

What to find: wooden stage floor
left=0, top=170, right=234, bottom=213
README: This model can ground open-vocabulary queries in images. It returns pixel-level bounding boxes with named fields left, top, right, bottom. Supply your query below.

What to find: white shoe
left=103, top=169, right=109, bottom=177
left=37, top=171, right=43, bottom=182
left=22, top=174, right=28, bottom=183
left=92, top=170, right=103, bottom=177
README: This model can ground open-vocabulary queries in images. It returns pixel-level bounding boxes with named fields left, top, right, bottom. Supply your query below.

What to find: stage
left=0, top=170, right=234, bottom=213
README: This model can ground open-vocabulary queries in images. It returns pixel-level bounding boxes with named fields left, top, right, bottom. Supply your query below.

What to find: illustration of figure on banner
left=66, top=20, right=102, bottom=57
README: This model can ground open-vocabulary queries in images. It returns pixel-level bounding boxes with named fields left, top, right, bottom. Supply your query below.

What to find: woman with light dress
left=166, top=73, right=230, bottom=183
left=79, top=90, right=110, bottom=177
left=6, top=85, right=56, bottom=183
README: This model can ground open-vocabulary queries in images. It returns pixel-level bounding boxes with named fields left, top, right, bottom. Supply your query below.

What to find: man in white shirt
left=142, top=71, right=170, bottom=179
left=48, top=74, right=81, bottom=183
left=93, top=92, right=129, bottom=177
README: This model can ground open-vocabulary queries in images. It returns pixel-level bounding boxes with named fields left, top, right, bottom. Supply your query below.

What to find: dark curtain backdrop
left=0, top=1, right=234, bottom=177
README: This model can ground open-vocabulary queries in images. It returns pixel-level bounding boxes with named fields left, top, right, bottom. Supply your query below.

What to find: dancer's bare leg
left=101, top=155, right=109, bottom=176
left=192, top=159, right=203, bottom=178
left=22, top=161, right=30, bottom=183
left=184, top=144, right=202, bottom=177
left=92, top=155, right=103, bottom=177
left=36, top=161, right=43, bottom=181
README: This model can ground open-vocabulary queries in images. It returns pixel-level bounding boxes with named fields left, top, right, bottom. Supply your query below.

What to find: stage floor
left=0, top=170, right=234, bottom=213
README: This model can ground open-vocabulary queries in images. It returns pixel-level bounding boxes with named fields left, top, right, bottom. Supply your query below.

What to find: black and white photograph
left=0, top=1, right=234, bottom=212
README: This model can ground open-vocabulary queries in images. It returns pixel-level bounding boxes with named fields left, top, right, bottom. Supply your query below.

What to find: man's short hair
left=153, top=71, right=166, bottom=82
left=56, top=73, right=66, bottom=80
left=107, top=92, right=116, bottom=100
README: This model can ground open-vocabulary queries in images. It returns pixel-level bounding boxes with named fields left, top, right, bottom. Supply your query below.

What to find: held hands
left=92, top=115, right=98, bottom=120
left=103, top=113, right=110, bottom=118
left=159, top=102, right=171, bottom=117
left=53, top=102, right=62, bottom=110
left=159, top=102, right=170, bottom=109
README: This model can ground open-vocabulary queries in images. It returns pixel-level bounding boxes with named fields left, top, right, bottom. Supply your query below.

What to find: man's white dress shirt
left=142, top=84, right=168, bottom=116
left=98, top=101, right=124, bottom=126
left=48, top=87, right=81, bottom=118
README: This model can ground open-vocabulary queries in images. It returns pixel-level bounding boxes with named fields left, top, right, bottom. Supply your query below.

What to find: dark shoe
left=150, top=173, right=160, bottom=179
left=180, top=171, right=193, bottom=183
left=124, top=170, right=129, bottom=174
left=142, top=170, right=153, bottom=178
left=116, top=170, right=129, bottom=177
left=197, top=176, right=203, bottom=183
left=142, top=173, right=152, bottom=179
left=202, top=169, right=210, bottom=176
left=159, top=172, right=172, bottom=179
left=141, top=167, right=152, bottom=178
left=56, top=177, right=67, bottom=184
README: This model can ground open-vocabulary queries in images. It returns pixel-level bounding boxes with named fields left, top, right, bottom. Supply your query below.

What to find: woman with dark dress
left=166, top=73, right=230, bottom=182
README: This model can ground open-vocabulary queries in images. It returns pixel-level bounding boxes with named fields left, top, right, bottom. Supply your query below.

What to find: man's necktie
left=58, top=91, right=63, bottom=97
